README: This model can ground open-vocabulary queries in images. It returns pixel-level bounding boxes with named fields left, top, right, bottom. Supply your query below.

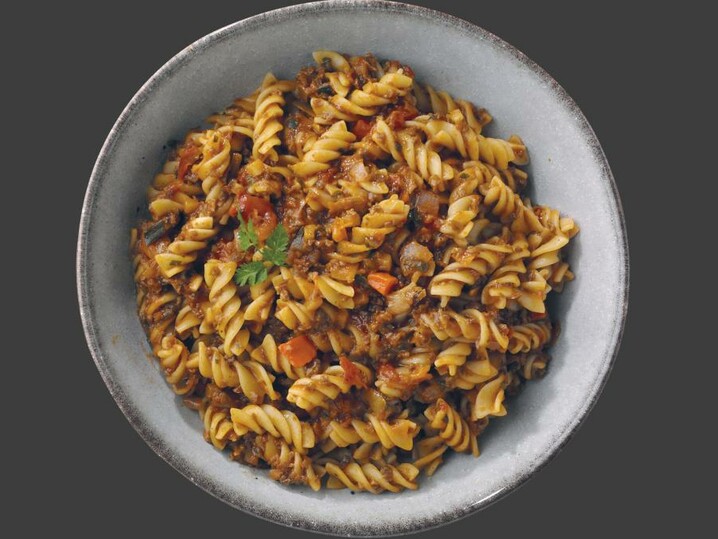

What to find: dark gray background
left=7, top=0, right=708, bottom=536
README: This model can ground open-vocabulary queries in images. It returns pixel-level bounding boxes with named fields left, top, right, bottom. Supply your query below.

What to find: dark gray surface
left=7, top=0, right=703, bottom=536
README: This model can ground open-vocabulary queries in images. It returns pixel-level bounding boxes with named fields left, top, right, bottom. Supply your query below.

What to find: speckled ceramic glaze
left=77, top=1, right=628, bottom=535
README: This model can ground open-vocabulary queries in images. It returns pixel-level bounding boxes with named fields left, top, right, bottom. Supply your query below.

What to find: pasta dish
left=131, top=51, right=578, bottom=493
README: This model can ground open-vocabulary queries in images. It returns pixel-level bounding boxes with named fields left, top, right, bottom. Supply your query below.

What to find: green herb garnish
left=234, top=261, right=268, bottom=286
left=234, top=223, right=289, bottom=286
left=236, top=214, right=259, bottom=251
left=261, top=224, right=289, bottom=266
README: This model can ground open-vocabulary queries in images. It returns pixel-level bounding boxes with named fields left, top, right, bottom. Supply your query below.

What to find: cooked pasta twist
left=424, top=398, right=479, bottom=455
left=230, top=404, right=315, bottom=454
left=147, top=159, right=202, bottom=218
left=420, top=308, right=510, bottom=351
left=324, top=415, right=419, bottom=451
left=325, top=461, right=419, bottom=493
left=507, top=320, right=553, bottom=354
left=204, top=260, right=249, bottom=356
left=154, top=335, right=198, bottom=395
left=312, top=71, right=413, bottom=125
left=315, top=274, right=356, bottom=309
left=412, top=435, right=448, bottom=476
left=291, top=121, right=356, bottom=176
left=200, top=404, right=237, bottom=450
left=253, top=73, right=294, bottom=161
left=155, top=215, right=218, bottom=278
left=262, top=436, right=324, bottom=491
left=480, top=175, right=546, bottom=235
left=434, top=341, right=473, bottom=376
left=371, top=119, right=455, bottom=181
left=287, top=362, right=372, bottom=410
left=338, top=195, right=410, bottom=255
left=449, top=352, right=501, bottom=390
left=375, top=348, right=434, bottom=398
left=424, top=85, right=492, bottom=132
left=430, top=241, right=512, bottom=306
left=471, top=374, right=508, bottom=421
left=187, top=342, right=277, bottom=402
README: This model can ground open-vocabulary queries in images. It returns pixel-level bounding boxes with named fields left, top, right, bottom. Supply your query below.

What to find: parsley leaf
left=261, top=224, right=289, bottom=266
left=236, top=214, right=259, bottom=251
left=234, top=261, right=268, bottom=286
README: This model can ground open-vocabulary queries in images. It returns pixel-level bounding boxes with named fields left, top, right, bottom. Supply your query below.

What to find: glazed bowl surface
left=77, top=1, right=628, bottom=535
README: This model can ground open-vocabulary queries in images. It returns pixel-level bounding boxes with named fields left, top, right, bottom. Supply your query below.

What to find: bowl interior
left=78, top=1, right=627, bottom=535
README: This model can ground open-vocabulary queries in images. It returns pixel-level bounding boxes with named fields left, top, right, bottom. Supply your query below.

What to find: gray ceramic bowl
left=77, top=1, right=628, bottom=535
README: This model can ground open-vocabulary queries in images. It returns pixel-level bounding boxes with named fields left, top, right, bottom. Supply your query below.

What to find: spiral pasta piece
left=204, top=260, right=249, bottom=356
left=420, top=308, right=510, bottom=351
left=412, top=435, right=448, bottom=476
left=253, top=73, right=294, bottom=161
left=434, top=341, right=473, bottom=376
left=471, top=374, right=508, bottom=421
left=193, top=128, right=231, bottom=184
left=347, top=71, right=414, bottom=109
left=262, top=436, right=324, bottom=491
left=200, top=404, right=237, bottom=450
left=430, top=241, right=512, bottom=306
left=315, top=274, right=356, bottom=309
left=287, top=361, right=372, bottom=410
left=338, top=195, right=410, bottom=255
left=325, top=415, right=419, bottom=451
left=187, top=342, right=277, bottom=402
left=155, top=335, right=197, bottom=395
left=230, top=404, right=315, bottom=454
left=375, top=348, right=434, bottom=399
left=371, top=119, right=455, bottom=181
left=449, top=351, right=501, bottom=390
left=424, top=85, right=492, bottom=132
left=515, top=352, right=549, bottom=380
left=480, top=175, right=545, bottom=236
left=291, top=121, right=356, bottom=176
left=147, top=159, right=202, bottom=218
left=313, top=49, right=351, bottom=72
left=410, top=112, right=480, bottom=161
left=325, top=461, right=419, bottom=493
left=155, top=215, right=218, bottom=278
left=507, top=320, right=553, bottom=354
left=424, top=398, right=479, bottom=455
left=243, top=278, right=276, bottom=327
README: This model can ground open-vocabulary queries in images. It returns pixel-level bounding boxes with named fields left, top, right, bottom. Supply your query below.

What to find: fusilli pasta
left=131, top=51, right=576, bottom=493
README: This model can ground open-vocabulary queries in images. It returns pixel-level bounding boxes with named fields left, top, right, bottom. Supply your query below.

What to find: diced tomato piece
left=237, top=194, right=278, bottom=241
left=351, top=119, right=372, bottom=139
left=340, top=356, right=366, bottom=387
left=386, top=105, right=419, bottom=130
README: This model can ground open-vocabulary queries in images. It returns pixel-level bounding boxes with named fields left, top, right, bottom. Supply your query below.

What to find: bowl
left=77, top=1, right=629, bottom=535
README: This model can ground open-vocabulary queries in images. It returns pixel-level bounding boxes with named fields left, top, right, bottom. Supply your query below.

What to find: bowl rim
left=76, top=0, right=630, bottom=536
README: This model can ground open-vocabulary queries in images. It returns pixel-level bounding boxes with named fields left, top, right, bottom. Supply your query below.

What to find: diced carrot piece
left=367, top=272, right=399, bottom=296
left=278, top=335, right=317, bottom=367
